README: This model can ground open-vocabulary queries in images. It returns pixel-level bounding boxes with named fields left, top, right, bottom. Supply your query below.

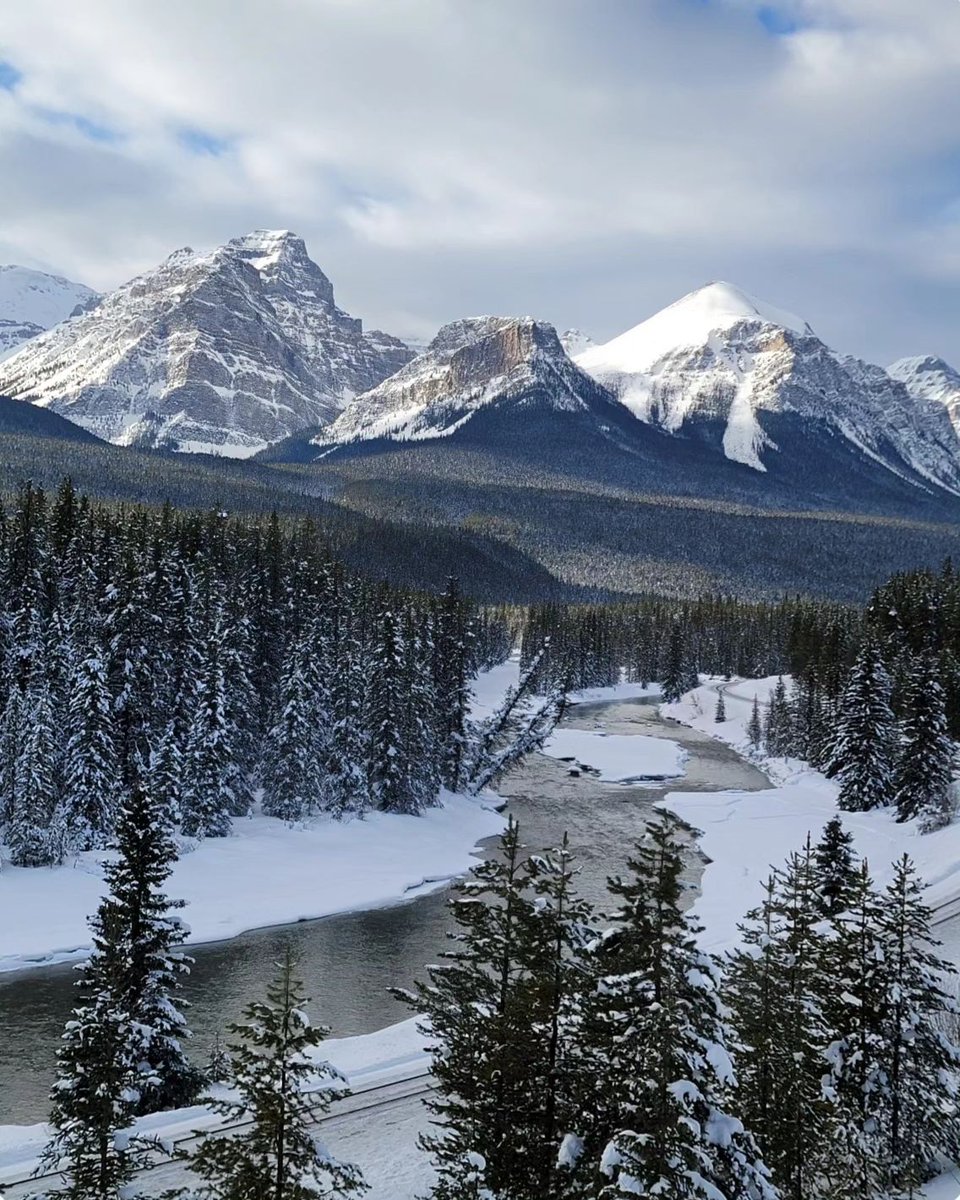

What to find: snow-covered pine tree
left=62, top=649, right=118, bottom=850
left=723, top=847, right=831, bottom=1200
left=714, top=690, right=727, bottom=723
left=148, top=720, right=183, bottom=825
left=179, top=628, right=233, bottom=839
left=205, top=1033, right=230, bottom=1084
left=109, top=779, right=204, bottom=1114
left=42, top=891, right=144, bottom=1199
left=813, top=815, right=858, bottom=919
left=821, top=861, right=891, bottom=1200
left=185, top=948, right=365, bottom=1200
left=367, top=603, right=420, bottom=814
left=0, top=685, right=23, bottom=826
left=660, top=622, right=689, bottom=704
left=875, top=855, right=960, bottom=1193
left=433, top=576, right=472, bottom=791
left=831, top=640, right=897, bottom=812
left=518, top=836, right=596, bottom=1199
left=747, top=695, right=763, bottom=750
left=262, top=639, right=319, bottom=822
left=764, top=676, right=793, bottom=757
left=590, top=814, right=776, bottom=1200
left=8, top=670, right=63, bottom=866
left=893, top=655, right=955, bottom=830
left=394, top=819, right=547, bottom=1200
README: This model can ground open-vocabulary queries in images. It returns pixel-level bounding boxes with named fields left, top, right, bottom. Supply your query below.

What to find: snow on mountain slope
left=319, top=315, right=622, bottom=447
left=560, top=328, right=596, bottom=357
left=889, top=355, right=960, bottom=439
left=576, top=282, right=960, bottom=490
left=0, top=232, right=412, bottom=456
left=0, top=266, right=99, bottom=362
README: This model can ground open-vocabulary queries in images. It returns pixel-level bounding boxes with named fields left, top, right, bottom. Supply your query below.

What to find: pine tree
left=42, top=894, right=144, bottom=1199
left=821, top=862, right=891, bottom=1200
left=434, top=577, right=472, bottom=791
left=205, top=1033, right=230, bottom=1084
left=185, top=949, right=365, bottom=1200
left=893, top=655, right=955, bottom=829
left=813, top=815, right=858, bottom=919
left=180, top=633, right=233, bottom=839
left=764, top=676, right=793, bottom=757
left=62, top=650, right=118, bottom=850
left=747, top=695, right=763, bottom=750
left=588, top=815, right=776, bottom=1200
left=109, top=780, right=204, bottom=1114
left=367, top=604, right=420, bottom=814
left=724, top=847, right=831, bottom=1200
left=394, top=820, right=548, bottom=1200
left=831, top=641, right=897, bottom=812
left=660, top=622, right=688, bottom=704
left=714, top=690, right=727, bottom=723
left=8, top=672, right=63, bottom=866
left=262, top=641, right=319, bottom=822
left=875, top=856, right=960, bottom=1194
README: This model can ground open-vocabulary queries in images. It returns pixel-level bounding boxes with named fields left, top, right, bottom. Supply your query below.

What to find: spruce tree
left=180, top=635, right=233, bottom=839
left=394, top=820, right=548, bottom=1200
left=185, top=949, right=365, bottom=1200
left=62, top=650, right=118, bottom=850
left=8, top=672, right=63, bottom=866
left=42, top=895, right=144, bottom=1199
left=747, top=695, right=763, bottom=750
left=262, top=642, right=319, bottom=822
left=813, top=815, right=858, bottom=919
left=821, top=862, right=891, bottom=1200
left=723, top=848, right=831, bottom=1200
left=714, top=690, right=727, bottom=723
left=831, top=641, right=897, bottom=812
left=893, top=655, right=954, bottom=829
left=660, top=622, right=688, bottom=704
left=109, top=780, right=204, bottom=1114
left=588, top=815, right=776, bottom=1200
left=875, top=856, right=960, bottom=1193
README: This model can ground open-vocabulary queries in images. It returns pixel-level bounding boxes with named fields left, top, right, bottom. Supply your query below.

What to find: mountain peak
left=578, top=281, right=813, bottom=376
left=0, top=265, right=100, bottom=361
left=319, top=312, right=617, bottom=447
left=0, top=232, right=412, bottom=455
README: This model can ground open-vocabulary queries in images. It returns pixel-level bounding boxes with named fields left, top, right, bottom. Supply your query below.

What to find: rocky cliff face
left=889, top=355, right=960, bottom=442
left=320, top=314, right=621, bottom=446
left=0, top=231, right=413, bottom=456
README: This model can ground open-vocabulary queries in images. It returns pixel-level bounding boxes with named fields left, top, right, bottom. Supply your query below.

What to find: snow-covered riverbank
left=659, top=676, right=960, bottom=954
left=0, top=660, right=526, bottom=976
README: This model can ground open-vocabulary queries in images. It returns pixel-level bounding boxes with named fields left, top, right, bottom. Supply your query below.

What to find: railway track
left=1, top=1072, right=434, bottom=1198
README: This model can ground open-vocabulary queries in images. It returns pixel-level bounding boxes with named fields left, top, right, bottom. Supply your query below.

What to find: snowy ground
left=542, top=727, right=687, bottom=783
left=659, top=677, right=960, bottom=954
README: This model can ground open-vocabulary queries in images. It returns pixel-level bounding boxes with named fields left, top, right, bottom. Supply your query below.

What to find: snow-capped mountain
left=0, top=265, right=99, bottom=361
left=574, top=281, right=960, bottom=494
left=0, top=231, right=412, bottom=457
left=317, top=315, right=630, bottom=448
left=889, top=356, right=960, bottom=440
left=560, top=328, right=595, bottom=357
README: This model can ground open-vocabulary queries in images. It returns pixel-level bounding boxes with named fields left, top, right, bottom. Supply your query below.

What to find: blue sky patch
left=178, top=127, right=232, bottom=156
left=37, top=107, right=121, bottom=143
left=0, top=60, right=22, bottom=91
left=755, top=5, right=802, bottom=35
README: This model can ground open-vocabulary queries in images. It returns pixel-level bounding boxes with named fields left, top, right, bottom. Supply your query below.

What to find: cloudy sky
left=1, top=0, right=958, bottom=363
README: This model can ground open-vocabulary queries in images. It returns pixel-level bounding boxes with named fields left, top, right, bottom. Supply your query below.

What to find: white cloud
left=0, top=0, right=958, bottom=361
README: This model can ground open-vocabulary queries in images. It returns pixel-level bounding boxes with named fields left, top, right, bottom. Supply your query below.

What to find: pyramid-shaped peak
left=578, top=280, right=813, bottom=374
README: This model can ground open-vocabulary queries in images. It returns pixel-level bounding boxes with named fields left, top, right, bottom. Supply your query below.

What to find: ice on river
left=541, top=728, right=688, bottom=783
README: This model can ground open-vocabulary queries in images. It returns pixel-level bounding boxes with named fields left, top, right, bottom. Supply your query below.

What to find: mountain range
left=1, top=232, right=960, bottom=600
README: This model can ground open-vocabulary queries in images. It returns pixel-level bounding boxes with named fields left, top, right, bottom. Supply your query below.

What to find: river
left=0, top=696, right=770, bottom=1124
